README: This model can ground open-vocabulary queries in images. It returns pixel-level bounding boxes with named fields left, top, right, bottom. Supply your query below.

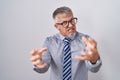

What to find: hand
left=30, top=48, right=48, bottom=68
left=75, top=36, right=99, bottom=63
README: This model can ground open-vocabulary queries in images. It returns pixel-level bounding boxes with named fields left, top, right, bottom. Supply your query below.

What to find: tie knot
left=63, top=38, right=71, bottom=43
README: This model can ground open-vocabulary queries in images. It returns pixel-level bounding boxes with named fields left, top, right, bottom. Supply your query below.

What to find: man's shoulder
left=76, top=31, right=90, bottom=39
left=44, top=33, right=60, bottom=42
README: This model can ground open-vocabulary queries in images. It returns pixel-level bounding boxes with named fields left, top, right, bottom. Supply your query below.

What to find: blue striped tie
left=63, top=38, right=72, bottom=80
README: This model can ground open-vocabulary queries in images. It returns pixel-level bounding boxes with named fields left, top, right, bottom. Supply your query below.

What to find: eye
left=62, top=21, right=68, bottom=26
left=71, top=19, right=75, bottom=24
left=71, top=18, right=77, bottom=24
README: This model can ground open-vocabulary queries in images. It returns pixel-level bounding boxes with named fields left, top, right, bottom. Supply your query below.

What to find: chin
left=67, top=31, right=76, bottom=37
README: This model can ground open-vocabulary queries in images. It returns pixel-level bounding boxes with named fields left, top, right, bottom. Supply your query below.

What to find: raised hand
left=75, top=36, right=99, bottom=63
left=30, top=48, right=48, bottom=68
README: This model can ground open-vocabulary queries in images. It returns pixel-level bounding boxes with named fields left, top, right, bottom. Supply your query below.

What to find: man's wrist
left=90, top=56, right=100, bottom=64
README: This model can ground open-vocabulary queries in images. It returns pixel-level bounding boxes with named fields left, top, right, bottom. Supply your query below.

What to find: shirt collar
left=59, top=32, right=77, bottom=41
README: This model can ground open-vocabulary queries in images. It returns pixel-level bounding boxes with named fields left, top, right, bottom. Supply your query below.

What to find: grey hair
left=52, top=6, right=73, bottom=19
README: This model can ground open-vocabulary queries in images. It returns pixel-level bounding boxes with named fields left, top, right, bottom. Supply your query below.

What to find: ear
left=54, top=24, right=60, bottom=30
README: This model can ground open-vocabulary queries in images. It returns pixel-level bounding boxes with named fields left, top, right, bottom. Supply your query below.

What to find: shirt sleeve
left=33, top=37, right=51, bottom=73
left=85, top=57, right=102, bottom=73
left=33, top=64, right=50, bottom=73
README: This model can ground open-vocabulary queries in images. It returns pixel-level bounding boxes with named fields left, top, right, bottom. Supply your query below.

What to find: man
left=30, top=6, right=102, bottom=80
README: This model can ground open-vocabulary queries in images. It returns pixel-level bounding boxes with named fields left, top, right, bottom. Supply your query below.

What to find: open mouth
left=67, top=28, right=75, bottom=32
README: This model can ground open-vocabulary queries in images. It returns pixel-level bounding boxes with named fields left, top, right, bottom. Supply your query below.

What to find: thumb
left=37, top=63, right=47, bottom=68
left=38, top=47, right=48, bottom=54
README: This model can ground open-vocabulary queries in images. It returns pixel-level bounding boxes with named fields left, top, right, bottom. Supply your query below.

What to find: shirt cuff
left=87, top=58, right=102, bottom=68
left=33, top=65, right=49, bottom=73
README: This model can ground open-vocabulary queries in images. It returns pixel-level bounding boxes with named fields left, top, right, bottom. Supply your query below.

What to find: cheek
left=59, top=28, right=65, bottom=33
left=59, top=28, right=67, bottom=35
left=56, top=25, right=62, bottom=31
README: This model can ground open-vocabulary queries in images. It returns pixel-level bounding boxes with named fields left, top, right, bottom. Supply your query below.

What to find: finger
left=88, top=38, right=97, bottom=44
left=83, top=38, right=96, bottom=49
left=82, top=36, right=89, bottom=45
left=30, top=55, right=40, bottom=62
left=88, top=51, right=93, bottom=55
left=88, top=38, right=97, bottom=48
left=83, top=47, right=94, bottom=57
left=85, top=46, right=93, bottom=52
left=86, top=46, right=98, bottom=55
left=32, top=60, right=47, bottom=68
left=30, top=49, right=37, bottom=55
left=74, top=55, right=88, bottom=61
left=32, top=59, right=42, bottom=66
left=38, top=47, right=48, bottom=54
left=37, top=63, right=47, bottom=68
left=81, top=51, right=87, bottom=56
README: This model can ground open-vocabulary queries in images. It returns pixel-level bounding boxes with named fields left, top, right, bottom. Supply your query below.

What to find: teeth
left=69, top=29, right=73, bottom=32
left=67, top=28, right=74, bottom=32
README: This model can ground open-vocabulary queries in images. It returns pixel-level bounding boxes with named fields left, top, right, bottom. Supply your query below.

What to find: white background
left=0, top=0, right=120, bottom=80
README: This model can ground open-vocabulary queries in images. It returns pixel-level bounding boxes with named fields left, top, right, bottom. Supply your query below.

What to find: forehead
left=55, top=13, right=73, bottom=23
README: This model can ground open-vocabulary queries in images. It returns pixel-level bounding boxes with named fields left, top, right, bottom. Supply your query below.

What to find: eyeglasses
left=56, top=17, right=78, bottom=28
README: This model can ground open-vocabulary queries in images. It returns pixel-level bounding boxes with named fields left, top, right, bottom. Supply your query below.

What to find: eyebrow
left=57, top=18, right=74, bottom=24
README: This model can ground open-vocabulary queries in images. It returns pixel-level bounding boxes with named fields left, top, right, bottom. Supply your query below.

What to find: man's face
left=54, top=13, right=77, bottom=37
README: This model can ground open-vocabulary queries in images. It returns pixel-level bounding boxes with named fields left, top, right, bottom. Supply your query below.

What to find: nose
left=68, top=22, right=73, bottom=28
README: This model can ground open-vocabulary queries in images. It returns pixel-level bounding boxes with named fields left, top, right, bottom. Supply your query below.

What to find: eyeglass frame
left=55, top=17, right=78, bottom=28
